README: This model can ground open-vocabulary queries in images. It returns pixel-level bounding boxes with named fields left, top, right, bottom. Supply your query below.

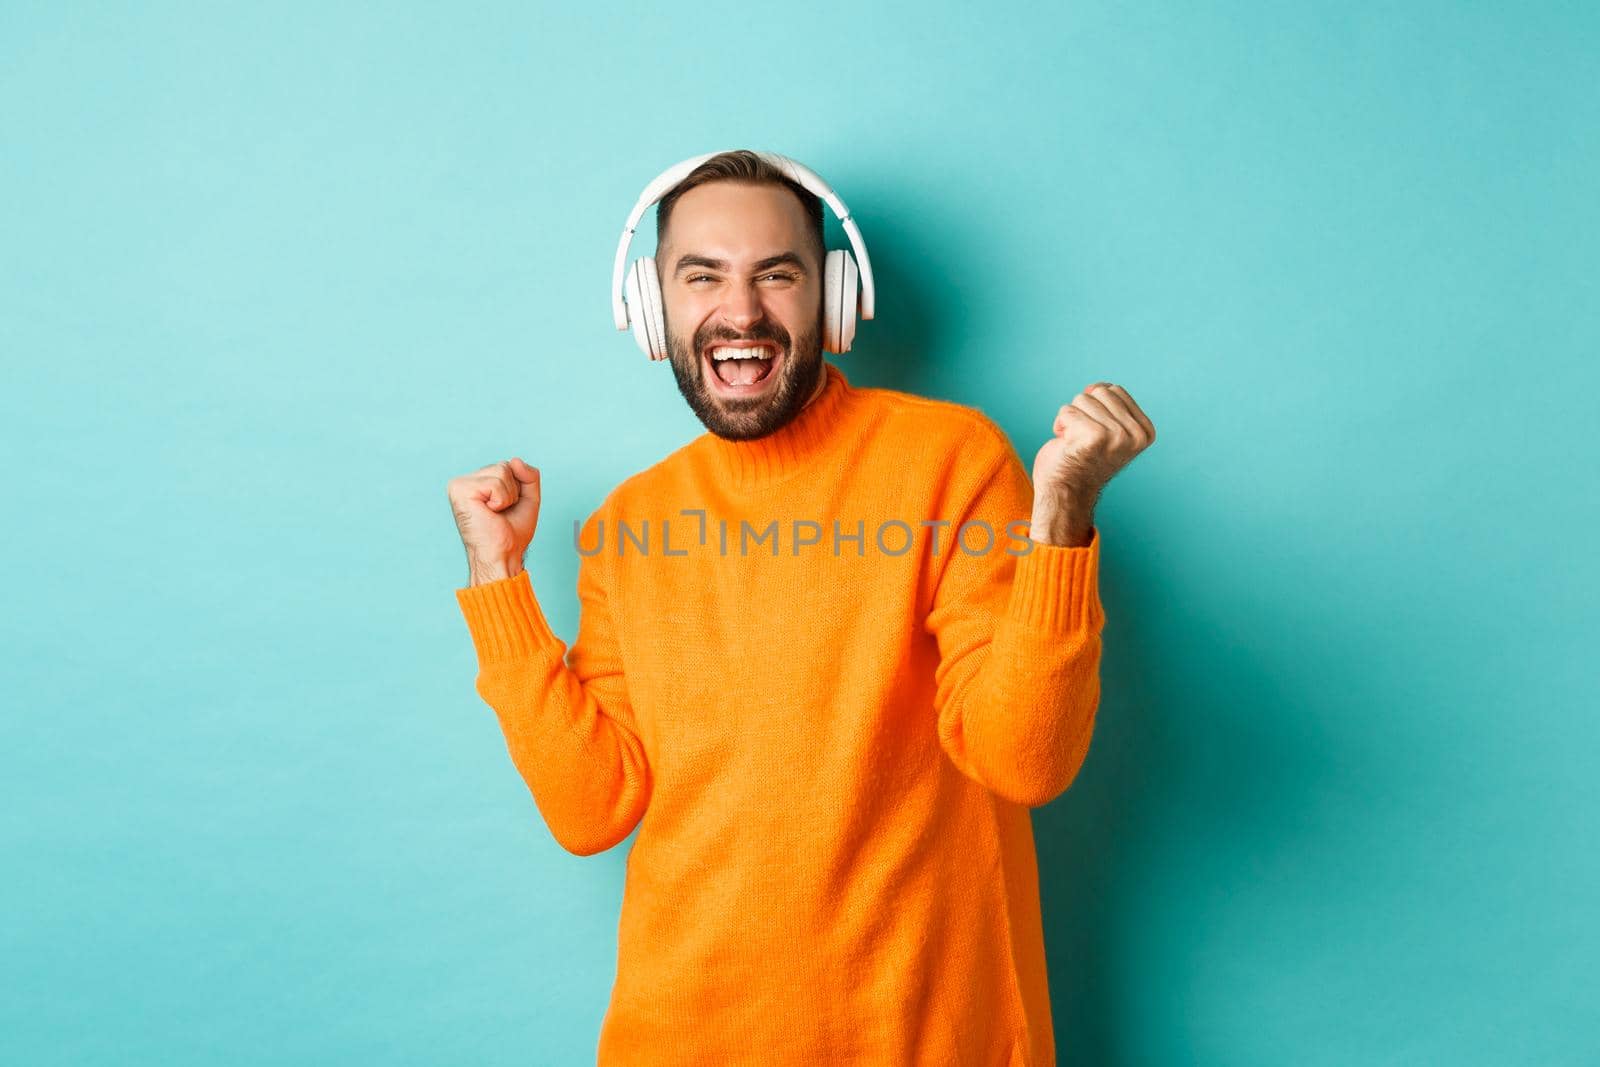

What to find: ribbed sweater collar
left=700, top=361, right=857, bottom=491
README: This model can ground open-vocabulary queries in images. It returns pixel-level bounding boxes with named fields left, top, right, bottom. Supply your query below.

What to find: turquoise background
left=5, top=2, right=1596, bottom=1063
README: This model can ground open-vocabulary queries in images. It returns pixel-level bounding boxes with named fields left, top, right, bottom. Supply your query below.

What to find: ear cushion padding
left=625, top=257, right=668, bottom=359
left=823, top=249, right=859, bottom=354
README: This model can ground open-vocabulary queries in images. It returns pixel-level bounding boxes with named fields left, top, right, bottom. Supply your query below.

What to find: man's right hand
left=447, top=457, right=540, bottom=585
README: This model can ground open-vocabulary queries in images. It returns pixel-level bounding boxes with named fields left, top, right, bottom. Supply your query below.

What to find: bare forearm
left=1029, top=495, right=1096, bottom=548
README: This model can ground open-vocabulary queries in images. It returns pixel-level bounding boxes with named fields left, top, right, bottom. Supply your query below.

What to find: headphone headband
left=609, top=149, right=877, bottom=332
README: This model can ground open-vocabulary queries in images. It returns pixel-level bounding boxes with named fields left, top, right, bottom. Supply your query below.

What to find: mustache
left=697, top=327, right=788, bottom=350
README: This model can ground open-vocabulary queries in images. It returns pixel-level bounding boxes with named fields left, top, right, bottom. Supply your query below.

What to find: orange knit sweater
left=455, top=362, right=1105, bottom=1066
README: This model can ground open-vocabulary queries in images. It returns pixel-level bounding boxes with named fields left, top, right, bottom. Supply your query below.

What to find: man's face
left=658, top=181, right=826, bottom=441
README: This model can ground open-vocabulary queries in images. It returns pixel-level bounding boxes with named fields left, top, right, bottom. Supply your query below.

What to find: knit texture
left=455, top=362, right=1105, bottom=1066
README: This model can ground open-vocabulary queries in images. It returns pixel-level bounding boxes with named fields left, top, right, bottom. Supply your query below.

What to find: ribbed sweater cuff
left=1005, top=525, right=1106, bottom=634
left=454, top=569, right=567, bottom=666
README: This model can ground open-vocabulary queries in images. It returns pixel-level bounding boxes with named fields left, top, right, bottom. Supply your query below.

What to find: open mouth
left=705, top=343, right=780, bottom=390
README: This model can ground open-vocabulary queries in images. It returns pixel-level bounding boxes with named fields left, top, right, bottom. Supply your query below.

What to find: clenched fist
left=1030, top=382, right=1155, bottom=546
left=447, top=457, right=541, bottom=585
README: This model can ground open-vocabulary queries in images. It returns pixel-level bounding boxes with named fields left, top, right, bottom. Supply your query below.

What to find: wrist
left=1030, top=493, right=1095, bottom=548
left=467, top=556, right=525, bottom=586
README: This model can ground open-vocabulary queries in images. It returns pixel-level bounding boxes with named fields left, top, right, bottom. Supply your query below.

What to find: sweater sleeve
left=454, top=509, right=652, bottom=855
left=923, top=442, right=1106, bottom=808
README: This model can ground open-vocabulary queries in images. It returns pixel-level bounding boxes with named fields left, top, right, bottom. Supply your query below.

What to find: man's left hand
left=1029, top=382, right=1156, bottom=546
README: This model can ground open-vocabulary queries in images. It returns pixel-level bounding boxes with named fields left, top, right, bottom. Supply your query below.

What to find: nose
left=720, top=279, right=766, bottom=332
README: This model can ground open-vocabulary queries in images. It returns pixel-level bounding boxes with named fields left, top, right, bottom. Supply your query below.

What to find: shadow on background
left=1029, top=511, right=1383, bottom=1064
left=824, top=175, right=972, bottom=397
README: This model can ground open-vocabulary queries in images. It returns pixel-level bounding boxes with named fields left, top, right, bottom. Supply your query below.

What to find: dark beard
left=664, top=309, right=826, bottom=441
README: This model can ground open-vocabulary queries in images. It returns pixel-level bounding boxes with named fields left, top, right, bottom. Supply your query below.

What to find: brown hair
left=656, top=150, right=825, bottom=269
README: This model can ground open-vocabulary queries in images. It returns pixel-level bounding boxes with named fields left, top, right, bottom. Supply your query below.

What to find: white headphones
left=610, top=150, right=877, bottom=361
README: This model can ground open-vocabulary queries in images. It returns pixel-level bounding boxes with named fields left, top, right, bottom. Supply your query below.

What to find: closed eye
left=687, top=273, right=799, bottom=284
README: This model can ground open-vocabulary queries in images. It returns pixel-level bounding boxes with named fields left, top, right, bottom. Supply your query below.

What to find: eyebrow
left=672, top=251, right=808, bottom=275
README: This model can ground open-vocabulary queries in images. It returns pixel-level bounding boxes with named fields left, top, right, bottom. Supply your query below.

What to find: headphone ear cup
left=822, top=249, right=860, bottom=354
left=624, top=257, right=669, bottom=360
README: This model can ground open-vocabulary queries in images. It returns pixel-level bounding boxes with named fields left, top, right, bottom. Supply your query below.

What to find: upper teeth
left=710, top=346, right=776, bottom=360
